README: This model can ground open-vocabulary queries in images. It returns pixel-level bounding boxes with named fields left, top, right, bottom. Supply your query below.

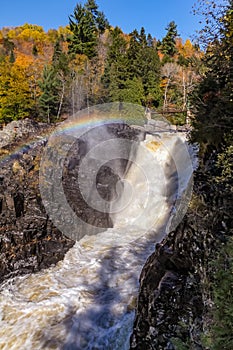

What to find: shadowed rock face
left=0, top=120, right=75, bottom=283
left=0, top=119, right=143, bottom=283
left=130, top=213, right=206, bottom=350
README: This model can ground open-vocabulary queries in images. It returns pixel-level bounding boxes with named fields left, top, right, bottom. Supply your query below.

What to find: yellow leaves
left=6, top=24, right=47, bottom=44
left=175, top=37, right=183, bottom=52
left=57, top=26, right=72, bottom=38
left=18, top=28, right=47, bottom=43
left=0, top=57, right=38, bottom=121
left=175, top=38, right=202, bottom=60
left=14, top=51, right=34, bottom=70
left=6, top=28, right=18, bottom=40
left=69, top=53, right=88, bottom=73
left=20, top=23, right=44, bottom=32
left=183, top=39, right=195, bottom=58
left=160, top=78, right=169, bottom=89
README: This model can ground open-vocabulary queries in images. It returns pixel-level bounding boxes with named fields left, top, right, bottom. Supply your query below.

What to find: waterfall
left=0, top=131, right=196, bottom=350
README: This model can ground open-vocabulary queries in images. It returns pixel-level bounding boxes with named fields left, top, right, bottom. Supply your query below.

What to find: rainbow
left=0, top=102, right=146, bottom=167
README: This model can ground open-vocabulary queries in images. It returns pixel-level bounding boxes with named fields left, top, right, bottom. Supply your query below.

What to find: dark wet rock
left=60, top=123, right=143, bottom=237
left=130, top=213, right=206, bottom=349
left=129, top=156, right=231, bottom=350
left=0, top=119, right=143, bottom=283
left=0, top=120, right=72, bottom=283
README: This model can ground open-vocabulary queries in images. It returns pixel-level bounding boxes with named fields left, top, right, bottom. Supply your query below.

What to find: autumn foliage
left=0, top=2, right=202, bottom=125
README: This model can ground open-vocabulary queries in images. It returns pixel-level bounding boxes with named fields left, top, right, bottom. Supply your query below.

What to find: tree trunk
left=57, top=76, right=65, bottom=120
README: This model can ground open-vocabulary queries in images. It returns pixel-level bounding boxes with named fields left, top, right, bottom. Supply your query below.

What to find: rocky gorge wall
left=0, top=119, right=142, bottom=283
left=130, top=157, right=232, bottom=349
left=130, top=207, right=205, bottom=350
left=1, top=118, right=223, bottom=350
left=0, top=120, right=74, bottom=282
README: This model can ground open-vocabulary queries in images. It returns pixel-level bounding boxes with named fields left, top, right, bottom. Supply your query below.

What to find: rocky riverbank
left=1, top=119, right=230, bottom=350
left=0, top=120, right=75, bottom=282
left=130, top=154, right=232, bottom=349
left=130, top=207, right=205, bottom=349
left=0, top=119, right=142, bottom=283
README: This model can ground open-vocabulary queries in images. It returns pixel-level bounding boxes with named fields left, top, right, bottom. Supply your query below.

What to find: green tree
left=38, top=65, right=60, bottom=123
left=142, top=34, right=161, bottom=107
left=191, top=0, right=233, bottom=149
left=68, top=0, right=109, bottom=58
left=191, top=2, right=233, bottom=347
left=127, top=28, right=161, bottom=107
left=119, top=77, right=144, bottom=104
left=39, top=39, right=71, bottom=122
left=101, top=27, right=129, bottom=102
left=160, top=21, right=179, bottom=59
left=52, top=39, right=71, bottom=118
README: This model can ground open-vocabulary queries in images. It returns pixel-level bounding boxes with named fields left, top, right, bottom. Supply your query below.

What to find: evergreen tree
left=68, top=0, right=109, bottom=58
left=120, top=77, right=144, bottom=104
left=127, top=28, right=161, bottom=107
left=101, top=27, right=129, bottom=102
left=161, top=21, right=178, bottom=58
left=9, top=50, right=15, bottom=63
left=39, top=40, right=71, bottom=122
left=38, top=65, right=60, bottom=123
left=32, top=44, right=38, bottom=57
left=102, top=26, right=161, bottom=106
left=127, top=29, right=143, bottom=78
left=191, top=0, right=233, bottom=149
left=142, top=34, right=161, bottom=107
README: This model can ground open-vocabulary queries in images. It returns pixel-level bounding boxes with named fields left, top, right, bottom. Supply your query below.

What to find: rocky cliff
left=130, top=159, right=232, bottom=349
left=1, top=119, right=229, bottom=350
left=0, top=119, right=142, bottom=283
left=0, top=120, right=76, bottom=282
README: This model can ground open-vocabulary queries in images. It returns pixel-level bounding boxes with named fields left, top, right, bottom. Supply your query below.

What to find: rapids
left=0, top=132, right=196, bottom=350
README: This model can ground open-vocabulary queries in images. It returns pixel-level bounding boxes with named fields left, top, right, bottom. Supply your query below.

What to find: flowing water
left=0, top=132, right=196, bottom=350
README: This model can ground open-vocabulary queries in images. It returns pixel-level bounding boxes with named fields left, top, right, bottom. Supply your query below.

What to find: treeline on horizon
left=0, top=0, right=202, bottom=125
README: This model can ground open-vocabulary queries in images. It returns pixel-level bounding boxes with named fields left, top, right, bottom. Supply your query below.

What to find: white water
left=0, top=132, right=196, bottom=350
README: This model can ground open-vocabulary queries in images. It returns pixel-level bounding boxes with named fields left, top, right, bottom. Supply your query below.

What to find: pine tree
left=9, top=50, right=15, bottom=63
left=101, top=27, right=129, bottom=102
left=68, top=0, right=109, bottom=59
left=127, top=29, right=143, bottom=78
left=142, top=34, right=161, bottom=107
left=38, top=65, right=60, bottom=123
left=52, top=39, right=71, bottom=118
left=161, top=21, right=178, bottom=58
left=127, top=28, right=161, bottom=107
left=120, top=77, right=144, bottom=104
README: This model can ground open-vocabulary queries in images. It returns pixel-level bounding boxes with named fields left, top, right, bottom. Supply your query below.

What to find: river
left=0, top=131, right=196, bottom=350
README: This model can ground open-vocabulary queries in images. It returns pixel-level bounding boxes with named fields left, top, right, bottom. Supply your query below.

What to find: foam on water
left=0, top=132, right=196, bottom=350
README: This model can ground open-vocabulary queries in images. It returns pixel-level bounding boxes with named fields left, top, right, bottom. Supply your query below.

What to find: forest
left=0, top=0, right=202, bottom=124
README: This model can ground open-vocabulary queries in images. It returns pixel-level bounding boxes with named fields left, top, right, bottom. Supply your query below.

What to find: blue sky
left=0, top=0, right=202, bottom=40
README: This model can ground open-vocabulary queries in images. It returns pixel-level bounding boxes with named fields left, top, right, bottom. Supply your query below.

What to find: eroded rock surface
left=0, top=119, right=75, bottom=282
left=0, top=119, right=143, bottom=283
left=130, top=161, right=231, bottom=349
left=130, top=212, right=206, bottom=349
